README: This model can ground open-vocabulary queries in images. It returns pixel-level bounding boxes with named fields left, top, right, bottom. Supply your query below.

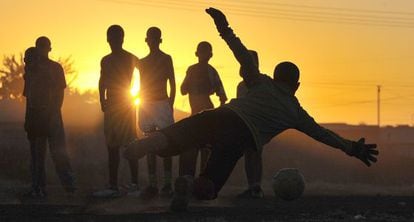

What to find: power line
left=222, top=0, right=414, bottom=16
left=99, top=0, right=414, bottom=28
left=175, top=0, right=414, bottom=24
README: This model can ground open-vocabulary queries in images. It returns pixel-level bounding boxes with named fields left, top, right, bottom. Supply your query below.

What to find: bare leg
left=245, top=148, right=263, bottom=189
left=128, top=159, right=138, bottom=185
left=107, top=146, right=120, bottom=189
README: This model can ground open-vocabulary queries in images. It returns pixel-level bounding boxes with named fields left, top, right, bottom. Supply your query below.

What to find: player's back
left=225, top=74, right=301, bottom=146
left=139, top=51, right=173, bottom=102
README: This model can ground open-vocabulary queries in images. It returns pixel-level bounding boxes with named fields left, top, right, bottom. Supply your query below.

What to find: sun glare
left=130, top=69, right=140, bottom=106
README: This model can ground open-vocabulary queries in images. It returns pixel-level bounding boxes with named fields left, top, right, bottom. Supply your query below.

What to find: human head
left=145, top=27, right=162, bottom=51
left=273, top=61, right=300, bottom=93
left=24, top=47, right=39, bottom=66
left=196, top=41, right=212, bottom=63
left=35, top=36, right=51, bottom=57
left=239, top=50, right=259, bottom=77
left=107, top=25, right=124, bottom=51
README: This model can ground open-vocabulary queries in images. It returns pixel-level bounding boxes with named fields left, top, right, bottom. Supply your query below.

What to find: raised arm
left=296, top=107, right=379, bottom=167
left=206, top=8, right=260, bottom=87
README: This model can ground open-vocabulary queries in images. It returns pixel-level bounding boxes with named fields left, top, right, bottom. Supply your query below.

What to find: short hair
left=35, top=36, right=51, bottom=49
left=197, top=41, right=212, bottom=53
left=273, top=61, right=300, bottom=85
left=24, top=47, right=38, bottom=63
left=146, top=27, right=162, bottom=39
left=107, top=25, right=124, bottom=40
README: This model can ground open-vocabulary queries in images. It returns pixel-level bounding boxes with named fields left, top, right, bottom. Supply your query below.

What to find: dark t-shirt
left=100, top=50, right=139, bottom=105
left=23, top=57, right=66, bottom=136
left=24, top=58, right=65, bottom=109
left=138, top=51, right=174, bottom=102
left=47, top=59, right=66, bottom=111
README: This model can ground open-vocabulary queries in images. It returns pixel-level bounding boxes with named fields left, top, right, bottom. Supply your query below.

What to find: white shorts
left=138, top=100, right=174, bottom=133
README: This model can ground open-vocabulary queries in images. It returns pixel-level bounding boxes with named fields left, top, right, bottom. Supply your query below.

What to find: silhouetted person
left=179, top=41, right=227, bottom=178
left=137, top=27, right=175, bottom=199
left=235, top=50, right=264, bottom=199
left=94, top=25, right=140, bottom=198
left=124, top=8, right=378, bottom=212
left=23, top=37, right=76, bottom=198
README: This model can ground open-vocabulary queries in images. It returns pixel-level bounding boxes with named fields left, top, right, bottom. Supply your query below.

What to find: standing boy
left=137, top=27, right=176, bottom=199
left=180, top=41, right=227, bottom=178
left=236, top=50, right=264, bottom=199
left=23, top=36, right=76, bottom=198
left=94, top=25, right=140, bottom=198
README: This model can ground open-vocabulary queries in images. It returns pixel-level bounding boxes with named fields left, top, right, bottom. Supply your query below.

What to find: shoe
left=170, top=176, right=193, bottom=212
left=140, top=186, right=159, bottom=200
left=64, top=184, right=77, bottom=193
left=92, top=188, right=122, bottom=198
left=61, top=171, right=77, bottom=193
left=236, top=187, right=264, bottom=199
left=160, top=184, right=173, bottom=198
left=124, top=183, right=141, bottom=197
left=22, top=189, right=47, bottom=199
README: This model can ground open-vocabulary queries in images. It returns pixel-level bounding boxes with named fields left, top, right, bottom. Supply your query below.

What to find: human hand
left=205, top=7, right=229, bottom=30
left=348, top=138, right=378, bottom=167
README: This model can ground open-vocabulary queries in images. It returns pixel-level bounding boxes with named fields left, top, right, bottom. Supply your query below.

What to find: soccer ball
left=272, top=168, right=305, bottom=201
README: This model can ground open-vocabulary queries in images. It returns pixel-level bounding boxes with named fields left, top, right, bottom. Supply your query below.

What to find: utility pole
left=377, top=85, right=381, bottom=127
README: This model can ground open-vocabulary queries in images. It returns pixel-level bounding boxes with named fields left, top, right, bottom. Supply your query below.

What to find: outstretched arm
left=206, top=8, right=260, bottom=87
left=296, top=107, right=379, bottom=167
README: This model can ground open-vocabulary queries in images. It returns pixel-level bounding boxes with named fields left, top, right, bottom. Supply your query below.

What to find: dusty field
left=0, top=189, right=413, bottom=222
left=1, top=120, right=414, bottom=221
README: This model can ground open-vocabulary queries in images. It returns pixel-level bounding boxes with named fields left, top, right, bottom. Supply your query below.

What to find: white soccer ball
left=272, top=168, right=305, bottom=201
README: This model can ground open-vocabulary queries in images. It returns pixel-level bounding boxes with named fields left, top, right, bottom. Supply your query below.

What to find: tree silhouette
left=0, top=54, right=24, bottom=100
left=0, top=53, right=78, bottom=100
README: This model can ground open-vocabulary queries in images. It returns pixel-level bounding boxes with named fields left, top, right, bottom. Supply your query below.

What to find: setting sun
left=130, top=69, right=140, bottom=106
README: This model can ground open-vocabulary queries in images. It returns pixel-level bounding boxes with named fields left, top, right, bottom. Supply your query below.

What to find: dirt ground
left=0, top=188, right=413, bottom=222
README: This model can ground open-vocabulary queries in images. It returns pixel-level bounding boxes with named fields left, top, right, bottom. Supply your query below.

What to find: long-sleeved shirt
left=219, top=25, right=353, bottom=153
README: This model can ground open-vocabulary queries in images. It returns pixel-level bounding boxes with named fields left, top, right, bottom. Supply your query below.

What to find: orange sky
left=1, top=0, right=414, bottom=126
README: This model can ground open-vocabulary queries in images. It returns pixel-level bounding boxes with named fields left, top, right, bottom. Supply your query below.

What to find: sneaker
left=64, top=184, right=77, bottom=194
left=61, top=171, right=77, bottom=193
left=22, top=189, right=47, bottom=199
left=92, top=188, right=122, bottom=198
left=160, top=184, right=173, bottom=198
left=124, top=183, right=141, bottom=197
left=236, top=187, right=264, bottom=199
left=170, top=176, right=193, bottom=212
left=140, top=186, right=159, bottom=200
